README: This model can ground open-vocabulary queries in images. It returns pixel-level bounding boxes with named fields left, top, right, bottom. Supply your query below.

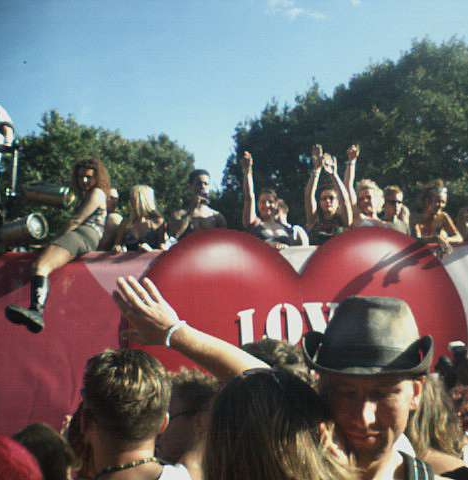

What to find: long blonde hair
left=129, top=185, right=162, bottom=222
left=204, top=369, right=355, bottom=480
left=406, top=375, right=464, bottom=458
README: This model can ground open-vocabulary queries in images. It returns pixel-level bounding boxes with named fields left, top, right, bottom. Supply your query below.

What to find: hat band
left=317, top=342, right=423, bottom=370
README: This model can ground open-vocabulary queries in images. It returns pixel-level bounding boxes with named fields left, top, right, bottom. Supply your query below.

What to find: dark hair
left=82, top=349, right=171, bottom=443
left=259, top=188, right=278, bottom=201
left=71, top=158, right=111, bottom=196
left=189, top=169, right=210, bottom=185
left=242, top=339, right=312, bottom=384
left=171, top=368, right=219, bottom=413
left=14, top=423, right=77, bottom=480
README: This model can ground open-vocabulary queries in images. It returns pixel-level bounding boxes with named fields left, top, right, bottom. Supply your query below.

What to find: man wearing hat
left=303, top=296, right=437, bottom=480
left=113, top=277, right=440, bottom=479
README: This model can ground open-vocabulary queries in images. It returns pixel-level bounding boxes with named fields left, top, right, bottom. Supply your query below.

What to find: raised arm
left=344, top=145, right=360, bottom=208
left=66, top=188, right=106, bottom=232
left=304, top=145, right=322, bottom=228
left=114, top=276, right=269, bottom=381
left=323, top=155, right=353, bottom=227
left=242, top=151, right=259, bottom=228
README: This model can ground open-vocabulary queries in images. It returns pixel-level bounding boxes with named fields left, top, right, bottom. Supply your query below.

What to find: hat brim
left=302, top=332, right=434, bottom=376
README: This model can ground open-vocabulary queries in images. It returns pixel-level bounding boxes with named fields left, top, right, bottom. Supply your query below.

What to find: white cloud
left=350, top=0, right=362, bottom=7
left=266, top=0, right=327, bottom=21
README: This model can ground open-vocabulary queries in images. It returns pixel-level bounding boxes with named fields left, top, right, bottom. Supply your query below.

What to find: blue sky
left=2, top=0, right=468, bottom=189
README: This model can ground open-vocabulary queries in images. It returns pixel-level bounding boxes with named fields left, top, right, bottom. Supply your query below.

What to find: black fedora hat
left=303, top=296, right=433, bottom=376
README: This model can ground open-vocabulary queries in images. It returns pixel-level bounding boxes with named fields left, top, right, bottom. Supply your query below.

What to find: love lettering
left=237, top=302, right=339, bottom=345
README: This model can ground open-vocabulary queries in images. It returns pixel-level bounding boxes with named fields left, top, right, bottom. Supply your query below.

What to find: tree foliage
left=1, top=111, right=194, bottom=236
left=220, top=38, right=468, bottom=227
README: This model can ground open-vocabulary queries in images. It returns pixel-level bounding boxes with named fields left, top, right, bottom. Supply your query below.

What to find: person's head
left=258, top=188, right=278, bottom=221
left=406, top=375, right=464, bottom=459
left=71, top=158, right=110, bottom=196
left=129, top=185, right=162, bottom=221
left=0, top=435, right=43, bottom=480
left=242, top=338, right=312, bottom=385
left=157, top=368, right=219, bottom=464
left=14, top=423, right=77, bottom=480
left=276, top=199, right=289, bottom=224
left=81, top=349, right=171, bottom=447
left=189, top=169, right=211, bottom=201
left=66, top=403, right=95, bottom=480
left=204, top=368, right=353, bottom=480
left=383, top=186, right=404, bottom=219
left=423, top=179, right=448, bottom=215
left=304, top=296, right=433, bottom=464
left=319, top=188, right=339, bottom=218
left=107, top=188, right=119, bottom=213
left=357, top=179, right=384, bottom=217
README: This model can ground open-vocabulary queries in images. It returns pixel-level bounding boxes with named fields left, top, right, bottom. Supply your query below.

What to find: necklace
left=94, top=456, right=158, bottom=479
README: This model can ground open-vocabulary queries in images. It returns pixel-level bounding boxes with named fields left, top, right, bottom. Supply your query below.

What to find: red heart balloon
left=137, top=228, right=467, bottom=370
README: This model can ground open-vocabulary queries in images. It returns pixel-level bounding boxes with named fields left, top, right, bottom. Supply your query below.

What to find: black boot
left=5, top=275, right=50, bottom=333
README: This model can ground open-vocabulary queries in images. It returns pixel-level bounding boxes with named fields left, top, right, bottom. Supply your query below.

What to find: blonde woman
left=113, top=185, right=167, bottom=252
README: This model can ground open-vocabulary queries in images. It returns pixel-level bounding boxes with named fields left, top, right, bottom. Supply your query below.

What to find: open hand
left=114, top=276, right=180, bottom=345
left=346, top=144, right=360, bottom=161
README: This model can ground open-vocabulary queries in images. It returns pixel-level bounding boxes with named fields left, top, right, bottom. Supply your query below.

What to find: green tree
left=220, top=38, right=468, bottom=224
left=2, top=110, right=194, bottom=238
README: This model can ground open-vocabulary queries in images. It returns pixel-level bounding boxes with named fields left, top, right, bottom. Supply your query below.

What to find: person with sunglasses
left=381, top=185, right=411, bottom=235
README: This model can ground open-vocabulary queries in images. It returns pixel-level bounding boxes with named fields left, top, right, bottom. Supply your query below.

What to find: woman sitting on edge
left=6, top=158, right=110, bottom=333
left=304, top=144, right=352, bottom=245
left=413, top=179, right=463, bottom=252
left=113, top=185, right=167, bottom=253
left=242, top=151, right=307, bottom=249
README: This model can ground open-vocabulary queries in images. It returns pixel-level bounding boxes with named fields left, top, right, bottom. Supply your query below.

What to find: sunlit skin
left=77, top=167, right=97, bottom=192
left=358, top=188, right=380, bottom=218
left=426, top=192, right=447, bottom=217
left=384, top=192, right=403, bottom=220
left=324, top=375, right=423, bottom=468
left=258, top=193, right=277, bottom=221
left=319, top=189, right=339, bottom=219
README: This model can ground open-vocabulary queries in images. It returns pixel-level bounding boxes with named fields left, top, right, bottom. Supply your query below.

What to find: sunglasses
left=242, top=367, right=285, bottom=389
left=385, top=199, right=403, bottom=205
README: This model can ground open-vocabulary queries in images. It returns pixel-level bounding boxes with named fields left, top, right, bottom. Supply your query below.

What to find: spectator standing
left=305, top=145, right=352, bottom=245
left=382, top=185, right=411, bottom=235
left=413, top=180, right=463, bottom=252
left=157, top=369, right=219, bottom=480
left=242, top=151, right=305, bottom=248
left=276, top=198, right=309, bottom=246
left=81, top=349, right=191, bottom=480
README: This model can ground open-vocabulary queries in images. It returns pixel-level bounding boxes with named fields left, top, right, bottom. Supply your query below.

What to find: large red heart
left=137, top=228, right=467, bottom=370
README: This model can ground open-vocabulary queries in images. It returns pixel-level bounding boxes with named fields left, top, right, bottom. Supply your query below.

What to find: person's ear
left=410, top=377, right=426, bottom=411
left=159, top=412, right=170, bottom=434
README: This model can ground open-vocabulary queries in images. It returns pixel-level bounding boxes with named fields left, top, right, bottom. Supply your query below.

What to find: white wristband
left=165, top=320, right=187, bottom=348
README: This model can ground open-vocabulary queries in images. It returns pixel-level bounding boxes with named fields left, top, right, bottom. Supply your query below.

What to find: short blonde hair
left=357, top=179, right=384, bottom=213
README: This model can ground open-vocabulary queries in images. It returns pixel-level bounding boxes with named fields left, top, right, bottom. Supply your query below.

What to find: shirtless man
left=170, top=169, right=226, bottom=239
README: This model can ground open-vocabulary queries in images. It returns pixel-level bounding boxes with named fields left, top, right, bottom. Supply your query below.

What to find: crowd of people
left=2, top=144, right=467, bottom=334
left=3, top=276, right=468, bottom=480
left=2, top=105, right=468, bottom=479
